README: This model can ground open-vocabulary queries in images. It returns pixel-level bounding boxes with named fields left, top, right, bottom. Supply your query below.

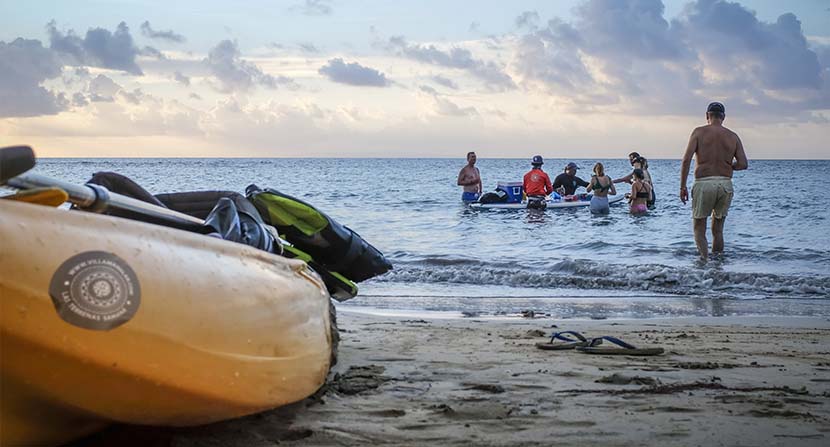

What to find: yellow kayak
left=0, top=199, right=334, bottom=446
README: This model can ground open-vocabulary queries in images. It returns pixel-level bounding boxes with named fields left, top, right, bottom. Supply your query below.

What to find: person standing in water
left=614, top=154, right=655, bottom=207
left=552, top=162, right=589, bottom=196
left=457, top=151, right=482, bottom=203
left=680, top=102, right=749, bottom=261
left=586, top=163, right=616, bottom=214
left=635, top=157, right=655, bottom=207
left=612, top=152, right=641, bottom=184
left=629, top=169, right=651, bottom=215
left=523, top=155, right=552, bottom=209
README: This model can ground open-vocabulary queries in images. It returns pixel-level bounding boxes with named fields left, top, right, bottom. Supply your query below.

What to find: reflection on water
left=688, top=297, right=727, bottom=317
left=525, top=208, right=548, bottom=224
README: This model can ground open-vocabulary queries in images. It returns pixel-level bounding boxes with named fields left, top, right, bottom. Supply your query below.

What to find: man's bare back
left=687, top=124, right=747, bottom=179
left=680, top=119, right=748, bottom=199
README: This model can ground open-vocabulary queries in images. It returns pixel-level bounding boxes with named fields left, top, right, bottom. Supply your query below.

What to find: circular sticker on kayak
left=49, top=251, right=141, bottom=331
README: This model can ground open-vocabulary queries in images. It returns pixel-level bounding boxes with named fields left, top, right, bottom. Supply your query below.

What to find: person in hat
left=553, top=162, right=589, bottom=196
left=523, top=155, right=552, bottom=209
left=457, top=151, right=482, bottom=203
left=680, top=101, right=749, bottom=261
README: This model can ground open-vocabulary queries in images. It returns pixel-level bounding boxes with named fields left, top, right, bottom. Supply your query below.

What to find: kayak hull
left=0, top=200, right=333, bottom=446
left=470, top=194, right=625, bottom=210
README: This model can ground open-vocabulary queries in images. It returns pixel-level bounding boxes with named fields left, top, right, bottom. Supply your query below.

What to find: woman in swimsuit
left=614, top=155, right=656, bottom=208
left=629, top=168, right=651, bottom=215
left=586, top=163, right=616, bottom=214
left=633, top=157, right=655, bottom=207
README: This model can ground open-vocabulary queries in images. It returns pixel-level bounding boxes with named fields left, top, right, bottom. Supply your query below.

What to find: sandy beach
left=5, top=0, right=830, bottom=445
left=73, top=310, right=830, bottom=447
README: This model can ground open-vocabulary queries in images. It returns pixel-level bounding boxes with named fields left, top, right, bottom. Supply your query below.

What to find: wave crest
left=374, top=257, right=829, bottom=299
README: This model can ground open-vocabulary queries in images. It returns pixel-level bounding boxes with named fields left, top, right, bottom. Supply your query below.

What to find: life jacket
left=245, top=185, right=393, bottom=284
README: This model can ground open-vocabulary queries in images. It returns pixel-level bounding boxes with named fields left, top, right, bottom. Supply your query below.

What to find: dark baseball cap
left=565, top=162, right=580, bottom=170
left=532, top=155, right=544, bottom=165
left=707, top=102, right=725, bottom=114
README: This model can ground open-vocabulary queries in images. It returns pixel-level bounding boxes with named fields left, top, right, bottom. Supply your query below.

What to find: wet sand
left=76, top=311, right=830, bottom=446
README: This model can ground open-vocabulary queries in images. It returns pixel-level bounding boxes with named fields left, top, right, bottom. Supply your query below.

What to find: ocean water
left=27, top=158, right=830, bottom=318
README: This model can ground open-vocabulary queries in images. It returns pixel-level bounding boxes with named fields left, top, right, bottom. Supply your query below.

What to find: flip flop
left=535, top=331, right=590, bottom=350
left=577, top=336, right=664, bottom=356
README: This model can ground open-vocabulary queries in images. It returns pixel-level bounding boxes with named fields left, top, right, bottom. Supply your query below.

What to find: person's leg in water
left=711, top=217, right=726, bottom=254
left=694, top=218, right=709, bottom=261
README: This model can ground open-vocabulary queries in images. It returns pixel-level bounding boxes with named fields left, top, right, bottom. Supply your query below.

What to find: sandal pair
left=536, top=331, right=664, bottom=356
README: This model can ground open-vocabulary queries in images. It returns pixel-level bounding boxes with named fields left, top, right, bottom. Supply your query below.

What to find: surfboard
left=470, top=194, right=626, bottom=210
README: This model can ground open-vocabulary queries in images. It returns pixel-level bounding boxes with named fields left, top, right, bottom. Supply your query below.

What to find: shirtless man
left=680, top=102, right=749, bottom=261
left=457, top=151, right=482, bottom=202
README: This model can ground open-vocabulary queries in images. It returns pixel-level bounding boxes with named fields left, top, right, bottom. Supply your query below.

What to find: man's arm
left=613, top=172, right=633, bottom=184
left=733, top=135, right=748, bottom=171
left=576, top=176, right=589, bottom=189
left=544, top=174, right=553, bottom=195
left=475, top=168, right=482, bottom=193
left=679, top=129, right=698, bottom=204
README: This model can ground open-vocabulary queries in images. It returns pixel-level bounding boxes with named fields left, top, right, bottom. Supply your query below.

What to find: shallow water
left=31, top=157, right=830, bottom=317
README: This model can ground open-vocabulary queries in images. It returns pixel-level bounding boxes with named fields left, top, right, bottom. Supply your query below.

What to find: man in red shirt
left=523, top=155, right=552, bottom=209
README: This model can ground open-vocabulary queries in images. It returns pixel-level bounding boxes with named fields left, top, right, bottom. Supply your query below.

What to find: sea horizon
left=31, top=155, right=830, bottom=161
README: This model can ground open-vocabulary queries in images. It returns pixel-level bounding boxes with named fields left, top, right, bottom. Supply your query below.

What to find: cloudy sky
left=1, top=0, right=828, bottom=158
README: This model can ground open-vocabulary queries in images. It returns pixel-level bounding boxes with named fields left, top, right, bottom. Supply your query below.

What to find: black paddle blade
left=0, top=146, right=36, bottom=184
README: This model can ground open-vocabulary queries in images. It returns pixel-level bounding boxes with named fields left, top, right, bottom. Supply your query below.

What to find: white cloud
left=418, top=85, right=478, bottom=117
left=515, top=11, right=540, bottom=30
left=205, top=40, right=296, bottom=93
left=0, top=38, right=67, bottom=117
left=47, top=21, right=143, bottom=75
left=318, top=58, right=390, bottom=87
left=140, top=21, right=186, bottom=43
left=431, top=74, right=459, bottom=90
left=510, top=0, right=830, bottom=119
left=389, top=36, right=516, bottom=92
left=173, top=71, right=190, bottom=86
left=292, top=0, right=332, bottom=16
left=88, top=74, right=121, bottom=101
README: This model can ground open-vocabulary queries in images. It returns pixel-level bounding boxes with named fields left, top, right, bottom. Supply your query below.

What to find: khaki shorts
left=691, top=176, right=733, bottom=219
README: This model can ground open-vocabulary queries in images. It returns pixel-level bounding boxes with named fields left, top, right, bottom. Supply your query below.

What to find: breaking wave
left=374, top=256, right=830, bottom=299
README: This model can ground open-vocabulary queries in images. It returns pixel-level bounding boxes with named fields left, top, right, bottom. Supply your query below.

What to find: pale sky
left=1, top=0, right=829, bottom=158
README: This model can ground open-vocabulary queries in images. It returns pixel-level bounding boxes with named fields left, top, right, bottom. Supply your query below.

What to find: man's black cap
left=707, top=102, right=725, bottom=114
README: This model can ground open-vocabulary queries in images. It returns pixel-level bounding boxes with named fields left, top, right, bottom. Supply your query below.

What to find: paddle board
left=470, top=194, right=625, bottom=210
